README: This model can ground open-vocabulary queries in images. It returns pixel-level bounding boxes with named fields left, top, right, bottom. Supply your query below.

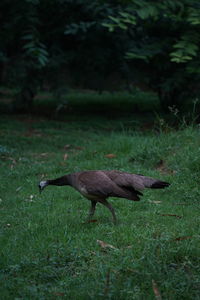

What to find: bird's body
left=39, top=170, right=170, bottom=223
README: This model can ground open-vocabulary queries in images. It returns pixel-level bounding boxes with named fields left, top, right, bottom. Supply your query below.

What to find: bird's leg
left=87, top=201, right=97, bottom=221
left=99, top=199, right=117, bottom=224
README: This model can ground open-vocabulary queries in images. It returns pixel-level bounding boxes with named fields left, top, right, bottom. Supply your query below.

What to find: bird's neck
left=47, top=175, right=71, bottom=186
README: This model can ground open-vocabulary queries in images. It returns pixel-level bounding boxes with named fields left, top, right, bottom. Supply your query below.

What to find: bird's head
left=38, top=180, right=48, bottom=193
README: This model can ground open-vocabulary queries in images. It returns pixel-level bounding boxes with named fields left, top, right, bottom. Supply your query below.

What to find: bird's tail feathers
left=150, top=180, right=170, bottom=189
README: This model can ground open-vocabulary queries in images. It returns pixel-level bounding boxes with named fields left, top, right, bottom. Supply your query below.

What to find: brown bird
left=38, top=170, right=170, bottom=223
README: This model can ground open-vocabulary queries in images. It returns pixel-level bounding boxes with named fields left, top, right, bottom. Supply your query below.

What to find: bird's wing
left=104, top=170, right=170, bottom=190
left=104, top=171, right=145, bottom=191
left=77, top=171, right=120, bottom=196
left=76, top=171, right=139, bottom=200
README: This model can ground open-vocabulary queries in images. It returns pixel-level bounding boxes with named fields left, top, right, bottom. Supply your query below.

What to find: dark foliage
left=1, top=0, right=200, bottom=111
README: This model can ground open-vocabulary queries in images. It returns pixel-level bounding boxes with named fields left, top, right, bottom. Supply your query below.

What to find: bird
left=38, top=170, right=170, bottom=224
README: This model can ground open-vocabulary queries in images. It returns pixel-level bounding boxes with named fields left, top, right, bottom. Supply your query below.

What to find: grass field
left=0, top=93, right=200, bottom=299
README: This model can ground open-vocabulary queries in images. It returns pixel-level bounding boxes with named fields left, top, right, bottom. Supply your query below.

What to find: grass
left=0, top=92, right=200, bottom=299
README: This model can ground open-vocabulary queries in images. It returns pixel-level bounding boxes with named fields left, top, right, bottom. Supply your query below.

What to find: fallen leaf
left=173, top=236, right=192, bottom=242
left=53, top=292, right=65, bottom=297
left=63, top=144, right=84, bottom=151
left=63, top=153, right=68, bottom=161
left=148, top=200, right=162, bottom=204
left=158, top=213, right=182, bottom=219
left=126, top=267, right=137, bottom=273
left=105, top=154, right=116, bottom=158
left=75, top=146, right=84, bottom=150
left=40, top=152, right=48, bottom=157
left=64, top=144, right=72, bottom=150
left=97, top=240, right=118, bottom=250
left=152, top=279, right=162, bottom=300
left=87, top=219, right=98, bottom=223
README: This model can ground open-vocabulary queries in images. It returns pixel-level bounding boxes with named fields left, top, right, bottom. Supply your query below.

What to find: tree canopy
left=1, top=0, right=200, bottom=110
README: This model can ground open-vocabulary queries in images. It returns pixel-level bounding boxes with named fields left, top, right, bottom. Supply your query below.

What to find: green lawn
left=0, top=95, right=200, bottom=299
